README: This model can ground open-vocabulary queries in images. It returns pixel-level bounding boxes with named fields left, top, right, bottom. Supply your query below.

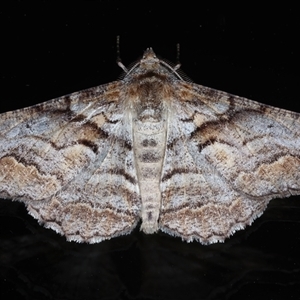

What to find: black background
left=0, top=2, right=300, bottom=300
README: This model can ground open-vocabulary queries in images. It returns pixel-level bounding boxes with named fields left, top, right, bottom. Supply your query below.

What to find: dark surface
left=0, top=2, right=300, bottom=300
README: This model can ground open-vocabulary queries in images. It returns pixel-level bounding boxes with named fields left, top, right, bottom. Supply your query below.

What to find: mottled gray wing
left=0, top=82, right=141, bottom=243
left=159, top=81, right=300, bottom=244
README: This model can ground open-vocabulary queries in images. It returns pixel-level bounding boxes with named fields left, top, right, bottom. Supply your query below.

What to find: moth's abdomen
left=133, top=120, right=167, bottom=234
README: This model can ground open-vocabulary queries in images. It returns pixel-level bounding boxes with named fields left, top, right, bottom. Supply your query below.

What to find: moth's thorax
left=124, top=48, right=178, bottom=125
left=127, top=72, right=173, bottom=124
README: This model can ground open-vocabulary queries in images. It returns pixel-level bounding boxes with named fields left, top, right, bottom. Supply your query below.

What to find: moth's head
left=139, top=48, right=160, bottom=69
left=123, top=48, right=185, bottom=82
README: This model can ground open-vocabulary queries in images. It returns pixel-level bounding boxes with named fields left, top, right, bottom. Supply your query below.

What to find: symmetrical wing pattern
left=0, top=48, right=299, bottom=244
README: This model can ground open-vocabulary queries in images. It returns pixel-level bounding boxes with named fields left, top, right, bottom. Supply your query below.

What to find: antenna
left=116, top=36, right=128, bottom=73
left=174, top=43, right=181, bottom=71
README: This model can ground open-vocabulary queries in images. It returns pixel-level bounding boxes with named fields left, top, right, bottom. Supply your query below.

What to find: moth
left=0, top=48, right=299, bottom=244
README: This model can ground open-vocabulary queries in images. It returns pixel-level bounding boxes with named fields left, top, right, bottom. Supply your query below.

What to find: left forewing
left=0, top=82, right=141, bottom=242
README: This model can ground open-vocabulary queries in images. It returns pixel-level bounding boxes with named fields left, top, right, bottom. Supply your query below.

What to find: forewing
left=159, top=81, right=300, bottom=244
left=0, top=82, right=141, bottom=242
